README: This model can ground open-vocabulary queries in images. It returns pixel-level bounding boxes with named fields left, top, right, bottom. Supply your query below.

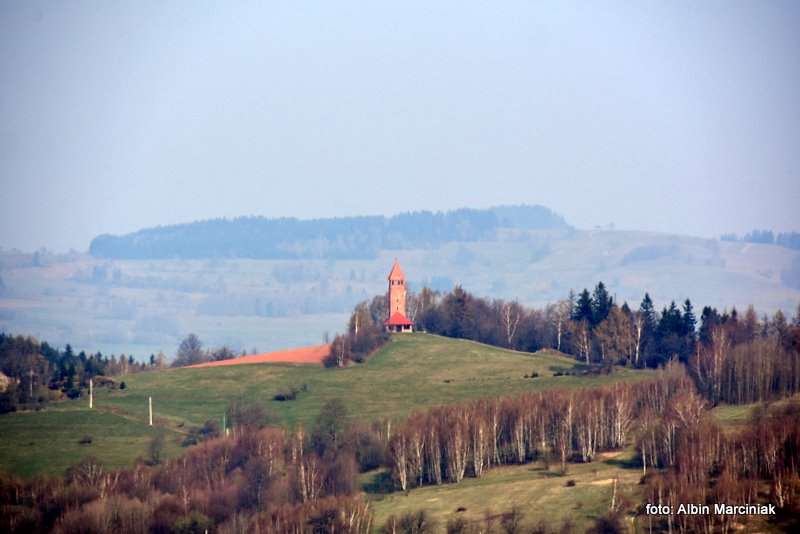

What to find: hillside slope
left=92, top=334, right=648, bottom=427
left=0, top=334, right=651, bottom=477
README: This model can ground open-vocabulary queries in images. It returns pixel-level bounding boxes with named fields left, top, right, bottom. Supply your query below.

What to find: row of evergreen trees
left=721, top=229, right=800, bottom=250
left=0, top=334, right=165, bottom=413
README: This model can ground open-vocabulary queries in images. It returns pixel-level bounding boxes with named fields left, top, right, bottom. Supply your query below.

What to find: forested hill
left=88, top=205, right=570, bottom=260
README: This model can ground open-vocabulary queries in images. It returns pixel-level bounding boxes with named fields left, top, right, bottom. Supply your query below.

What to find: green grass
left=365, top=449, right=643, bottom=532
left=0, top=405, right=183, bottom=478
left=0, top=333, right=652, bottom=477
left=712, top=394, right=800, bottom=432
left=89, top=333, right=651, bottom=428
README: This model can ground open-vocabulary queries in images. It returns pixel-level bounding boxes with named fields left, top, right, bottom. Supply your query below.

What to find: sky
left=1, top=1, right=799, bottom=252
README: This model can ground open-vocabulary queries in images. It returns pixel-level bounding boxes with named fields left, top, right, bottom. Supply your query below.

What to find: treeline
left=384, top=366, right=800, bottom=531
left=639, top=394, right=800, bottom=532
left=388, top=363, right=692, bottom=491
left=88, top=205, right=569, bottom=260
left=411, top=283, right=696, bottom=367
left=721, top=229, right=800, bottom=250
left=405, top=284, right=800, bottom=404
left=0, top=399, right=379, bottom=533
left=0, top=333, right=165, bottom=413
left=169, top=333, right=241, bottom=368
left=691, top=312, right=800, bottom=404
left=324, top=297, right=389, bottom=368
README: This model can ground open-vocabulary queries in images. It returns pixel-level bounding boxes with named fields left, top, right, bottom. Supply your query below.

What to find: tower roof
left=385, top=312, right=413, bottom=326
left=387, top=259, right=405, bottom=280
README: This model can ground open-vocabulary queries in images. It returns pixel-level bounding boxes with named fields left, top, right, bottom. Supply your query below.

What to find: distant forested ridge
left=721, top=229, right=800, bottom=250
left=89, top=205, right=570, bottom=260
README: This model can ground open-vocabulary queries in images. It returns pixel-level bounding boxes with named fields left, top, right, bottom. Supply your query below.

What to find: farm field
left=0, top=334, right=653, bottom=477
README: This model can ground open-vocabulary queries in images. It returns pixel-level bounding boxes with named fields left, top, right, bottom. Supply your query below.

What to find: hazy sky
left=1, top=1, right=799, bottom=252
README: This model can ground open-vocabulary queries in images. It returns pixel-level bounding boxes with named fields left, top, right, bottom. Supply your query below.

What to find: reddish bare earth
left=186, top=344, right=331, bottom=368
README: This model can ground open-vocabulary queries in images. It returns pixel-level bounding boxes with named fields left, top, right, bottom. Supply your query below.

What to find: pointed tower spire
left=384, top=259, right=413, bottom=332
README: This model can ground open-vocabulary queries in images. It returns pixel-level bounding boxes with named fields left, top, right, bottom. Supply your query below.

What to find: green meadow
left=365, top=449, right=643, bottom=533
left=0, top=333, right=653, bottom=478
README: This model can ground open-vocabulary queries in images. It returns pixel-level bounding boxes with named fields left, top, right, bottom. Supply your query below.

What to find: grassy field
left=86, top=333, right=652, bottom=428
left=365, top=449, right=643, bottom=532
left=0, top=334, right=653, bottom=477
left=711, top=394, right=800, bottom=433
left=0, top=405, right=184, bottom=478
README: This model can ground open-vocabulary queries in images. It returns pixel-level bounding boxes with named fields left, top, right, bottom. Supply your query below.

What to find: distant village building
left=384, top=259, right=413, bottom=333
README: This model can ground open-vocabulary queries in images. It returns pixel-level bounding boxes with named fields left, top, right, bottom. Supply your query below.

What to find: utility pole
left=149, top=396, right=153, bottom=426
left=89, top=378, right=93, bottom=409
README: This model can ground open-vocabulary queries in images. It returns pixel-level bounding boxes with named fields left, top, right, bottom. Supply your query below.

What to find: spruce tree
left=591, top=282, right=613, bottom=325
left=682, top=299, right=696, bottom=337
left=638, top=293, right=657, bottom=366
left=572, top=289, right=593, bottom=323
left=639, top=293, right=656, bottom=333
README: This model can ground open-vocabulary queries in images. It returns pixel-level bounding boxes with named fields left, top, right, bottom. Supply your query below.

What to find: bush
left=586, top=512, right=624, bottom=534
left=273, top=385, right=304, bottom=401
left=354, top=427, right=386, bottom=471
left=500, top=506, right=524, bottom=534
left=565, top=479, right=576, bottom=487
left=182, top=420, right=221, bottom=447
left=173, top=511, right=213, bottom=534
left=384, top=510, right=438, bottom=534
left=78, top=435, right=93, bottom=445
left=530, top=371, right=539, bottom=378
left=148, top=430, right=166, bottom=465
left=226, top=399, right=276, bottom=431
left=446, top=516, right=472, bottom=534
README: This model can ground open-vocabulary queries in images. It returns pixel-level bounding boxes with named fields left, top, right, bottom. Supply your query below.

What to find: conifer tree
left=638, top=293, right=657, bottom=366
left=572, top=289, right=593, bottom=324
left=591, top=282, right=613, bottom=326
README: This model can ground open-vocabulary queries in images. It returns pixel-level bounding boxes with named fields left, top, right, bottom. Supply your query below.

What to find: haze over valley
left=1, top=205, right=797, bottom=359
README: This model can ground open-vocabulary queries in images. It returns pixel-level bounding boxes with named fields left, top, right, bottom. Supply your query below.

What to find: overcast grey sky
left=1, top=1, right=799, bottom=252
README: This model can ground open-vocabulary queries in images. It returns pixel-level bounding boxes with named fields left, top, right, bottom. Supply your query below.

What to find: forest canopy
left=88, top=205, right=570, bottom=260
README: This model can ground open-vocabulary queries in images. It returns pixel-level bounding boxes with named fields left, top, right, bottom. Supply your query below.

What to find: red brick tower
left=385, top=259, right=413, bottom=333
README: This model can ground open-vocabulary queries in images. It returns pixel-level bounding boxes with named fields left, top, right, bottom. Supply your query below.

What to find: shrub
left=148, top=430, right=166, bottom=465
left=172, top=511, right=213, bottom=534
left=273, top=385, right=301, bottom=401
left=384, top=510, right=438, bottom=534
left=586, top=512, right=624, bottom=534
left=565, top=479, right=576, bottom=487
left=78, top=435, right=93, bottom=445
left=354, top=427, right=386, bottom=471
left=226, top=399, right=276, bottom=431
left=446, top=516, right=472, bottom=534
left=182, top=420, right=221, bottom=446
left=500, top=506, right=524, bottom=534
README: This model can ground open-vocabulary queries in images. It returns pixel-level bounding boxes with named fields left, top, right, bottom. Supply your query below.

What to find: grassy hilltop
left=0, top=334, right=651, bottom=478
